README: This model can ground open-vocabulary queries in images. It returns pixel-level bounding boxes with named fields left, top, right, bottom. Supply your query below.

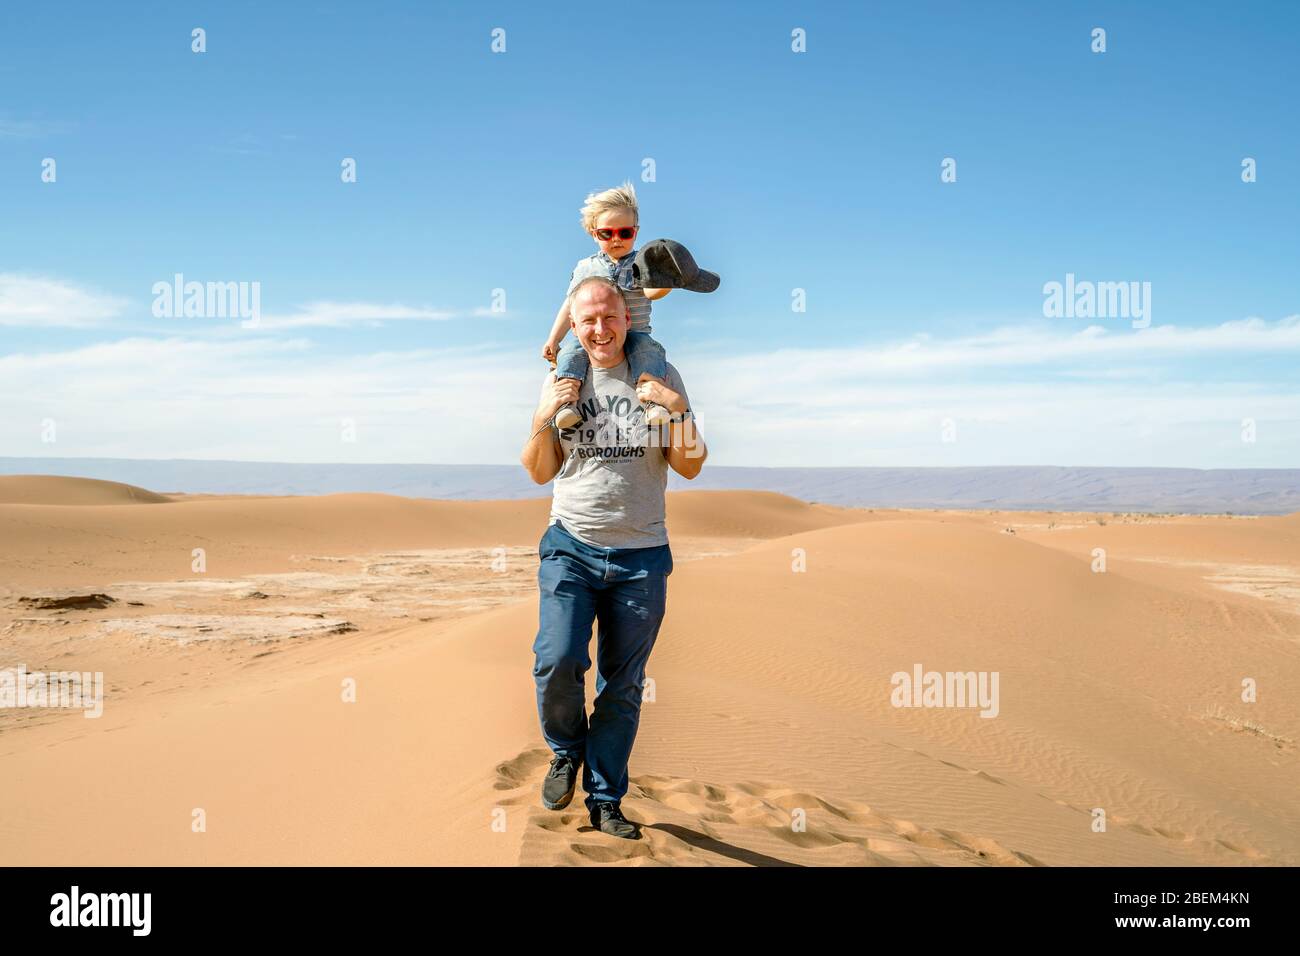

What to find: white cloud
left=0, top=336, right=540, bottom=464
left=671, top=316, right=1300, bottom=382
left=1, top=317, right=1297, bottom=467
left=0, top=274, right=128, bottom=327
left=0, top=275, right=501, bottom=330
left=255, top=301, right=461, bottom=329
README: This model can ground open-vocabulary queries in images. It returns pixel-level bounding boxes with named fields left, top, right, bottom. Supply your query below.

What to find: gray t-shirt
left=547, top=358, right=691, bottom=549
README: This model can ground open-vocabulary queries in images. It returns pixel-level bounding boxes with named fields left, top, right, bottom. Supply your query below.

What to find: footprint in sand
left=1098, top=815, right=1269, bottom=862
left=491, top=747, right=1041, bottom=867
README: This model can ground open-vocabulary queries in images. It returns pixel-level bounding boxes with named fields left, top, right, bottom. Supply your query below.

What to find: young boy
left=541, top=182, right=673, bottom=430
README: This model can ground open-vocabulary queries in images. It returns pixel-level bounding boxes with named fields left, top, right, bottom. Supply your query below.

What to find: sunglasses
left=594, top=226, right=637, bottom=241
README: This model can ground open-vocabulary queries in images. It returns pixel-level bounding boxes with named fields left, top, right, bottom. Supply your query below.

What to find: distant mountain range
left=3, top=458, right=1297, bottom=514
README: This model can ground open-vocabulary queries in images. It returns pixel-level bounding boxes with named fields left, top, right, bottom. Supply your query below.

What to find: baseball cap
left=632, top=239, right=720, bottom=293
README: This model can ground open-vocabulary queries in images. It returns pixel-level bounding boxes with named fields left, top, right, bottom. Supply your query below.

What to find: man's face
left=570, top=284, right=629, bottom=367
left=591, top=209, right=637, bottom=260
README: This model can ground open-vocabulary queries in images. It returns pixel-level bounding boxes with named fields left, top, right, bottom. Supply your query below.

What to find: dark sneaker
left=541, top=754, right=581, bottom=810
left=589, top=801, right=641, bottom=840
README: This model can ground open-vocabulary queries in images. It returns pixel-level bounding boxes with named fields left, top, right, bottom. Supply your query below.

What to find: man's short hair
left=566, top=275, right=628, bottom=323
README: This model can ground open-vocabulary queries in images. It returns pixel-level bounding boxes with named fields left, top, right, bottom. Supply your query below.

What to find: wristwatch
left=668, top=408, right=692, bottom=424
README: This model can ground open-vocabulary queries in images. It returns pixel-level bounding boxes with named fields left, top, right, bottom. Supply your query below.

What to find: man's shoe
left=541, top=754, right=581, bottom=810
left=643, top=403, right=671, bottom=427
left=588, top=801, right=641, bottom=839
left=554, top=404, right=581, bottom=430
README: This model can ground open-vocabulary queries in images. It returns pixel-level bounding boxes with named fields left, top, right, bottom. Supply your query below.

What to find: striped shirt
left=567, top=250, right=653, bottom=332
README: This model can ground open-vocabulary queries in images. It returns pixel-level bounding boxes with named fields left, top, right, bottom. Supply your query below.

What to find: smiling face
left=570, top=281, right=630, bottom=369
left=591, top=208, right=638, bottom=260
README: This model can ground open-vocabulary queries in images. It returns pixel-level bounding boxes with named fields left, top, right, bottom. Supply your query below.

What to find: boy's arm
left=547, top=301, right=571, bottom=346
left=642, top=287, right=671, bottom=301
left=546, top=267, right=582, bottom=356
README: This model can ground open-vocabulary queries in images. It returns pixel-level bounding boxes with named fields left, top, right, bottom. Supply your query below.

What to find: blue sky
left=2, top=1, right=1298, bottom=467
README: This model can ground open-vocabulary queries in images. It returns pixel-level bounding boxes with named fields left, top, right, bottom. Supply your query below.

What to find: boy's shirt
left=568, top=250, right=653, bottom=333
left=546, top=358, right=690, bottom=549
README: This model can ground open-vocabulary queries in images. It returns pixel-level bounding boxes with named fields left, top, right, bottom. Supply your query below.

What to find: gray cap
left=632, top=239, right=720, bottom=293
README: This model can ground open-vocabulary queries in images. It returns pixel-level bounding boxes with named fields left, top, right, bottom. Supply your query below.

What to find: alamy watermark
left=1043, top=272, right=1151, bottom=328
left=152, top=273, right=261, bottom=327
left=50, top=886, right=150, bottom=935
left=890, top=663, right=999, bottom=718
left=0, top=665, right=103, bottom=718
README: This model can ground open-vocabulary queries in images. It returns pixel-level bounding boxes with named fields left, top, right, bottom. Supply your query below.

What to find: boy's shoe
left=542, top=754, right=582, bottom=810
left=643, top=403, right=672, bottom=427
left=554, top=404, right=581, bottom=430
left=589, top=801, right=641, bottom=839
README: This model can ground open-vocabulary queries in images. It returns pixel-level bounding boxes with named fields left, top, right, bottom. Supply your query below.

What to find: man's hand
left=541, top=372, right=581, bottom=419
left=635, top=374, right=686, bottom=415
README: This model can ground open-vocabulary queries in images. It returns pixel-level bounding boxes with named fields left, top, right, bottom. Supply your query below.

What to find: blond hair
left=579, top=181, right=639, bottom=232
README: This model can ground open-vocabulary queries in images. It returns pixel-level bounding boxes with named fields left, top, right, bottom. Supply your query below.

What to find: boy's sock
left=555, top=403, right=581, bottom=429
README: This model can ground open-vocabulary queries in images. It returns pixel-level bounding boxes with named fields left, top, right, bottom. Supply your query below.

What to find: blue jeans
left=532, top=518, right=673, bottom=811
left=555, top=330, right=668, bottom=386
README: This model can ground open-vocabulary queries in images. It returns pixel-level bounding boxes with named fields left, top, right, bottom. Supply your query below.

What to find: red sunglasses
left=594, top=226, right=637, bottom=241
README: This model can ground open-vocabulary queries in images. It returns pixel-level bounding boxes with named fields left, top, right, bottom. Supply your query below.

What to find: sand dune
left=0, top=474, right=173, bottom=506
left=1, top=477, right=1297, bottom=866
left=0, top=480, right=876, bottom=589
left=7, top=459, right=1298, bottom=513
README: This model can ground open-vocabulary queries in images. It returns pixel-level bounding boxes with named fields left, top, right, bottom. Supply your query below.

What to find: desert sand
left=1, top=474, right=1297, bottom=866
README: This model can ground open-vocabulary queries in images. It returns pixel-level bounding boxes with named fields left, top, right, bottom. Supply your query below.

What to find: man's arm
left=663, top=414, right=707, bottom=479
left=520, top=373, right=579, bottom=484
left=635, top=374, right=707, bottom=479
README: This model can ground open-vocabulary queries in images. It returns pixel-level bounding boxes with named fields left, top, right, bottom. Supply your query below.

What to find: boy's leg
left=624, top=332, right=671, bottom=426
left=624, top=331, right=668, bottom=381
left=532, top=522, right=602, bottom=760
left=554, top=337, right=590, bottom=382
left=583, top=542, right=673, bottom=812
left=552, top=339, right=588, bottom=429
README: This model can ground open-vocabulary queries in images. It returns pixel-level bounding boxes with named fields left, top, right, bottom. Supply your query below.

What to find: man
left=520, top=275, right=706, bottom=839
